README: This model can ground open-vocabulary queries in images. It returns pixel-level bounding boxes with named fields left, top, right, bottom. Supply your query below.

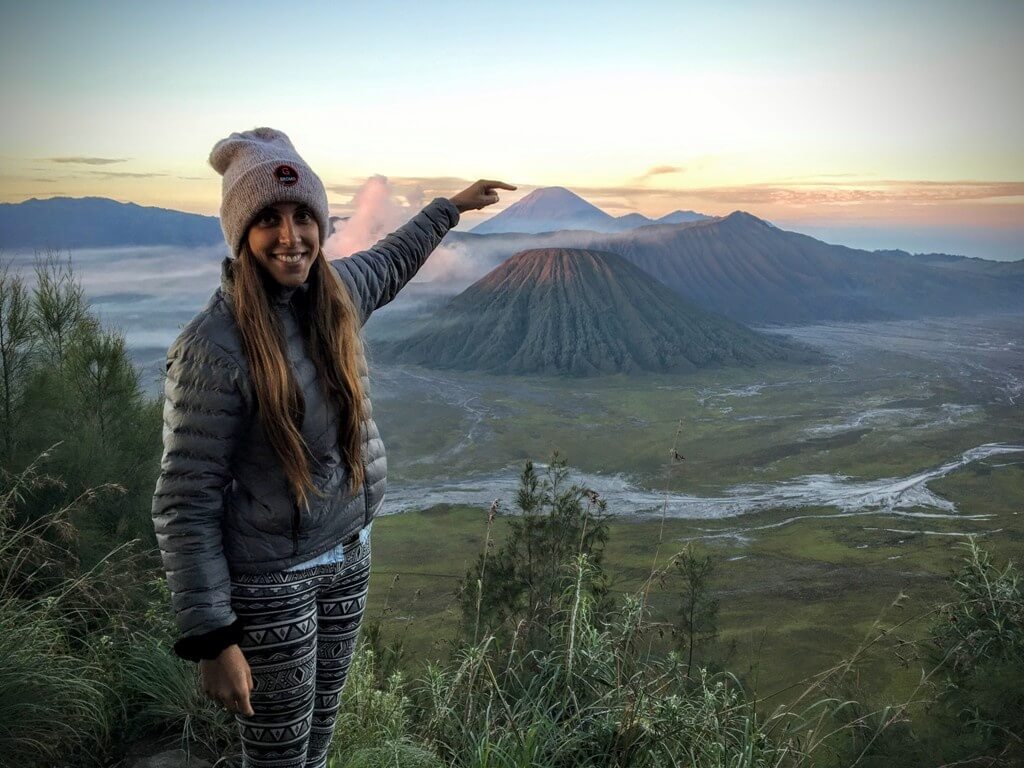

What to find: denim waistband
left=282, top=521, right=373, bottom=573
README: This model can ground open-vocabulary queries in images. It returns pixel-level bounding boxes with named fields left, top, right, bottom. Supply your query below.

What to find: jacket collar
left=220, top=256, right=312, bottom=307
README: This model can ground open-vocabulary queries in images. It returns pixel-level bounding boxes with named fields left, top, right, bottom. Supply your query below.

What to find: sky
left=1, top=0, right=1022, bottom=259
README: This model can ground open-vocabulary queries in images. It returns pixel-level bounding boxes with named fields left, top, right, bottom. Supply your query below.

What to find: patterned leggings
left=229, top=534, right=371, bottom=767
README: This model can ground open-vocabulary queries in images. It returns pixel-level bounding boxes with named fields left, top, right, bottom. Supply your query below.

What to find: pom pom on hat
left=209, top=127, right=330, bottom=257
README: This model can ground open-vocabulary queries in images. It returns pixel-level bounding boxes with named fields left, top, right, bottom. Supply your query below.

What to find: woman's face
left=245, top=201, right=320, bottom=288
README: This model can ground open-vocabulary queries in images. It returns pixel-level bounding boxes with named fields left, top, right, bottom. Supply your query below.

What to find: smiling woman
left=246, top=201, right=320, bottom=287
left=149, top=126, right=514, bottom=766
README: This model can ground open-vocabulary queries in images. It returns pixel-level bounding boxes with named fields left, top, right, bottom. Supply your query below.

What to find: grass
left=2, top=440, right=1019, bottom=766
left=364, top=448, right=1024, bottom=708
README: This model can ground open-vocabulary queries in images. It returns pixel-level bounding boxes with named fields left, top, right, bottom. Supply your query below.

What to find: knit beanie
left=209, top=127, right=330, bottom=256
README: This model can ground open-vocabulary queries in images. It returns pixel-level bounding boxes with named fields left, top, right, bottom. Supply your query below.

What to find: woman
left=151, top=126, right=514, bottom=766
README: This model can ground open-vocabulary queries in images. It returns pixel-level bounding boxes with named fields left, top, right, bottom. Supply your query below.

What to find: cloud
left=326, top=175, right=471, bottom=204
left=408, top=239, right=479, bottom=284
left=634, top=165, right=686, bottom=184
left=88, top=171, right=168, bottom=179
left=516, top=179, right=1024, bottom=213
left=321, top=175, right=1024, bottom=222
left=46, top=156, right=129, bottom=165
left=775, top=172, right=877, bottom=181
left=1, top=190, right=68, bottom=200
left=0, top=175, right=59, bottom=184
left=682, top=180, right=1024, bottom=205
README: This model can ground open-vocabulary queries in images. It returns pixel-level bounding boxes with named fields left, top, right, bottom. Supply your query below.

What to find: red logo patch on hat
left=274, top=164, right=299, bottom=186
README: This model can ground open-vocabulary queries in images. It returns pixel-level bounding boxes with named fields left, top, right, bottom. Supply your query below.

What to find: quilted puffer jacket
left=151, top=197, right=459, bottom=654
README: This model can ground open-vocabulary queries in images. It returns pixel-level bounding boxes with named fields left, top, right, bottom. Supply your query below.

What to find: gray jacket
left=152, top=197, right=459, bottom=641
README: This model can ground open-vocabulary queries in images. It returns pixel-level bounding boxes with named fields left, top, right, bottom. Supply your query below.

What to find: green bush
left=0, top=449, right=138, bottom=766
left=1, top=251, right=162, bottom=563
left=118, top=631, right=237, bottom=756
left=413, top=557, right=806, bottom=767
left=331, top=648, right=411, bottom=762
left=922, top=538, right=1023, bottom=765
left=458, top=453, right=613, bottom=651
left=0, top=597, right=111, bottom=765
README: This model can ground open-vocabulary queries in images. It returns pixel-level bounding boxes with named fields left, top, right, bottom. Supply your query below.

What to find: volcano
left=378, top=248, right=821, bottom=376
left=468, top=187, right=713, bottom=235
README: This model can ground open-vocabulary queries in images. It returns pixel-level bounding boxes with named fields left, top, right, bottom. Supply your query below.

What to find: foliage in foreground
left=0, top=251, right=162, bottom=564
left=3, top=445, right=1022, bottom=766
left=328, top=458, right=1024, bottom=767
left=1, top=253, right=1021, bottom=766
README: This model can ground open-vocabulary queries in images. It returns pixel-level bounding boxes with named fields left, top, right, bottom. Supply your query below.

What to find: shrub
left=457, top=452, right=613, bottom=652
left=924, top=537, right=1023, bottom=765
left=331, top=648, right=411, bottom=762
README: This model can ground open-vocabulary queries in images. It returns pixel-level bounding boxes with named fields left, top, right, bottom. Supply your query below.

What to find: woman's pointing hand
left=449, top=180, right=517, bottom=213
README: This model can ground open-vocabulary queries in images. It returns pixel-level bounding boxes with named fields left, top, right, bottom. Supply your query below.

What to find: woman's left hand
left=449, top=180, right=517, bottom=213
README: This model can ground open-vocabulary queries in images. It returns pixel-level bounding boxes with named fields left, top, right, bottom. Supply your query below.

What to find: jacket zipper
left=363, top=455, right=372, bottom=527
left=282, top=301, right=303, bottom=558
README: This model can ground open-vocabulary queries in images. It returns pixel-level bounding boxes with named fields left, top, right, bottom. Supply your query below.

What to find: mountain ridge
left=5, top=195, right=1019, bottom=328
left=0, top=196, right=223, bottom=249
left=445, top=211, right=1023, bottom=325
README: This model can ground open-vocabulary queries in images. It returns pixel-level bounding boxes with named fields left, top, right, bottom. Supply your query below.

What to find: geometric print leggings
left=228, top=534, right=371, bottom=768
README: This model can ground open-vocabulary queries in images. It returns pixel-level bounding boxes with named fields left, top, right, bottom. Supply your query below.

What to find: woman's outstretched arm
left=330, top=179, right=515, bottom=326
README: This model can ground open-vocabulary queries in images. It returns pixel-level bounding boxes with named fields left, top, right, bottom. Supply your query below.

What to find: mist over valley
left=4, top=188, right=1021, bottom=537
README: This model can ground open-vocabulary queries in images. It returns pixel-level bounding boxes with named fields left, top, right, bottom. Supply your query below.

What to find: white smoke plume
left=323, top=175, right=479, bottom=287
left=323, top=175, right=403, bottom=258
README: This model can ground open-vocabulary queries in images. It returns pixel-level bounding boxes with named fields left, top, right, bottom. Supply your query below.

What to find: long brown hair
left=231, top=244, right=367, bottom=512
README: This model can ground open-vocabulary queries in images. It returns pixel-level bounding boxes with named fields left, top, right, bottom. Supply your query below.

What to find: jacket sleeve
left=330, top=196, right=460, bottom=326
left=151, top=333, right=247, bottom=661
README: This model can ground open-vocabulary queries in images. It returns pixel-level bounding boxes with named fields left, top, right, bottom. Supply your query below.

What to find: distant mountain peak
left=502, top=186, right=606, bottom=215
left=523, top=185, right=575, bottom=197
left=720, top=210, right=770, bottom=226
left=470, top=187, right=618, bottom=235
